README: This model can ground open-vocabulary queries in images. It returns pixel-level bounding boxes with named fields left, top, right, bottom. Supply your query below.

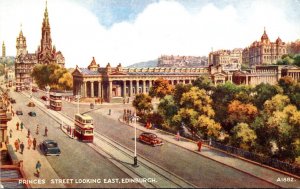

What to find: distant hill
left=127, top=59, right=157, bottom=68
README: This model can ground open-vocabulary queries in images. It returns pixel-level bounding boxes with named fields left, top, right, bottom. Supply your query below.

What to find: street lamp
left=45, top=85, right=50, bottom=107
left=133, top=112, right=140, bottom=167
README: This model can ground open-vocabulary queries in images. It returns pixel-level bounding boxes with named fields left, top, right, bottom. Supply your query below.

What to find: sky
left=0, top=0, right=300, bottom=68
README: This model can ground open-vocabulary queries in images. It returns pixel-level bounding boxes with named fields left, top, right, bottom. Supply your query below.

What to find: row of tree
left=133, top=77, right=300, bottom=163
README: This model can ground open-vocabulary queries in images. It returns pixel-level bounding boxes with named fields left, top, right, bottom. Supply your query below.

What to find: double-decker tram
left=49, top=92, right=62, bottom=111
left=74, top=113, right=94, bottom=142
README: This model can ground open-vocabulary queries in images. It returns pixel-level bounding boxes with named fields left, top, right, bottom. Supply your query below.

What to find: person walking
left=33, top=138, right=37, bottom=150
left=16, top=122, right=19, bottom=130
left=27, top=129, right=31, bottom=138
left=27, top=137, right=33, bottom=149
left=9, top=129, right=12, bottom=138
left=20, top=122, right=24, bottom=132
left=197, top=140, right=202, bottom=152
left=35, top=161, right=41, bottom=178
left=20, top=142, right=25, bottom=154
left=176, top=131, right=180, bottom=141
left=44, top=127, right=48, bottom=137
left=14, top=139, right=19, bottom=152
left=36, top=125, right=39, bottom=135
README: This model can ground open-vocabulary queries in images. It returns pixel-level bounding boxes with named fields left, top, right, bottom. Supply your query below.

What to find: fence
left=210, top=140, right=300, bottom=176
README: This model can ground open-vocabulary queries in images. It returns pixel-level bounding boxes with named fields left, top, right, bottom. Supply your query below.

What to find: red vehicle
left=41, top=96, right=49, bottom=101
left=74, top=114, right=93, bottom=142
left=32, top=87, right=38, bottom=92
left=49, top=93, right=62, bottom=111
left=138, top=132, right=163, bottom=146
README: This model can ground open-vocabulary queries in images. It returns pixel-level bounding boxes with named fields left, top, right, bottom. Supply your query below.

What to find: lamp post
left=133, top=112, right=140, bottom=167
left=75, top=94, right=81, bottom=114
left=45, top=85, right=50, bottom=108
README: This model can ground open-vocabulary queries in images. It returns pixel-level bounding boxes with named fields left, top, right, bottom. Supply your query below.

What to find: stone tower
left=16, top=28, right=27, bottom=57
left=37, top=1, right=55, bottom=65
left=2, top=41, right=5, bottom=58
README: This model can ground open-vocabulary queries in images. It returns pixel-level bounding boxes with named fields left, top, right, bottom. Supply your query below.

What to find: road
left=26, top=90, right=276, bottom=188
left=10, top=90, right=142, bottom=188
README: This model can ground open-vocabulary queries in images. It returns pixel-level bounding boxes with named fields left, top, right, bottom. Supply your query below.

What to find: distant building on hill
left=158, top=55, right=208, bottom=67
left=208, top=48, right=243, bottom=71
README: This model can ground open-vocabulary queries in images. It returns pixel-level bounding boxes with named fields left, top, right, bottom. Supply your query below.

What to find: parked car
left=32, top=87, right=38, bottom=92
left=16, top=110, right=23, bottom=115
left=138, top=132, right=163, bottom=146
left=39, top=140, right=61, bottom=156
left=28, top=111, right=36, bottom=117
left=28, top=102, right=35, bottom=107
left=9, top=98, right=16, bottom=104
left=41, top=96, right=48, bottom=101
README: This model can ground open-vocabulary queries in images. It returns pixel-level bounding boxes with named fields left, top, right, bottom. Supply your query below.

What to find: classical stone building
left=248, top=28, right=287, bottom=66
left=72, top=57, right=210, bottom=102
left=208, top=48, right=242, bottom=71
left=73, top=58, right=300, bottom=103
left=15, top=2, right=65, bottom=91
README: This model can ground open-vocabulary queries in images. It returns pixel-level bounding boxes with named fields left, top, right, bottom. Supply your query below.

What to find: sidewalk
left=7, top=109, right=65, bottom=188
left=96, top=107, right=300, bottom=188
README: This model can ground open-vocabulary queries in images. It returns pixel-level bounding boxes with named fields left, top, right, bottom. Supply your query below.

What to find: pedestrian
left=35, top=161, right=41, bottom=178
left=20, top=142, right=25, bottom=154
left=28, top=137, right=33, bottom=149
left=44, top=127, right=48, bottom=137
left=33, top=138, right=37, bottom=150
left=27, top=129, right=31, bottom=138
left=20, top=122, right=24, bottom=132
left=197, top=140, right=202, bottom=152
left=16, top=122, right=19, bottom=130
left=14, top=139, right=19, bottom=152
left=9, top=129, right=12, bottom=138
left=176, top=131, right=180, bottom=141
left=36, top=125, right=39, bottom=135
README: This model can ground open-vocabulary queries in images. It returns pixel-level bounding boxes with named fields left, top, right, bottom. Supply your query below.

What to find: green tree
left=231, top=123, right=257, bottom=150
left=192, top=76, right=215, bottom=92
left=132, top=94, right=153, bottom=114
left=173, top=83, right=192, bottom=106
left=157, top=95, right=178, bottom=126
left=253, top=83, right=283, bottom=109
left=58, top=72, right=73, bottom=90
left=149, top=77, right=174, bottom=98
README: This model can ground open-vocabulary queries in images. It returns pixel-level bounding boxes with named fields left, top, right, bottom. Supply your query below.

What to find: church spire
left=43, top=0, right=49, bottom=27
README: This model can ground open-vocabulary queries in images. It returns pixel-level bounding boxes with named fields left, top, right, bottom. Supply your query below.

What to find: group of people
left=14, top=137, right=37, bottom=154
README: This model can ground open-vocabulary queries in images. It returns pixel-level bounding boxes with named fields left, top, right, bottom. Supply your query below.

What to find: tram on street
left=74, top=113, right=94, bottom=142
left=49, top=92, right=62, bottom=111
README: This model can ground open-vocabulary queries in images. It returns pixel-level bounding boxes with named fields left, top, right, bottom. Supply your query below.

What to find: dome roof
left=261, top=28, right=269, bottom=41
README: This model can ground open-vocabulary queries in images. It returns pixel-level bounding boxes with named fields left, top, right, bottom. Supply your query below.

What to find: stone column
left=83, top=81, right=87, bottom=97
left=136, top=80, right=139, bottom=94
left=149, top=80, right=152, bottom=89
left=143, top=80, right=146, bottom=94
left=246, top=76, right=249, bottom=85
left=123, top=80, right=126, bottom=97
left=91, top=81, right=94, bottom=98
left=98, top=81, right=102, bottom=98
left=108, top=80, right=113, bottom=102
left=129, top=80, right=133, bottom=97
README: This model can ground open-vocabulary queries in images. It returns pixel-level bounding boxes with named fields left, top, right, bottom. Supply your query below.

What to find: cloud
left=0, top=0, right=299, bottom=68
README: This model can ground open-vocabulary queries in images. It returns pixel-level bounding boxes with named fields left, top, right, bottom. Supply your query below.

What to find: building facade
left=248, top=28, right=287, bottom=66
left=208, top=48, right=242, bottom=71
left=15, top=2, right=65, bottom=91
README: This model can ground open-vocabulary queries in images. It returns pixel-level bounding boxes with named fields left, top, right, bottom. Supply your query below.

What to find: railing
left=210, top=140, right=300, bottom=176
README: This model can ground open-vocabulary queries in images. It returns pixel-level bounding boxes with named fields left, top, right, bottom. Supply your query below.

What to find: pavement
left=94, top=106, right=300, bottom=188
left=7, top=107, right=65, bottom=188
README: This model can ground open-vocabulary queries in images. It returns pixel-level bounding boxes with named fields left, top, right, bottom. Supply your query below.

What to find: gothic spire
left=43, top=0, right=49, bottom=27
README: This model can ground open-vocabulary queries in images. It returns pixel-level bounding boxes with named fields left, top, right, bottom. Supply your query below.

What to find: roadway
left=28, top=90, right=276, bottom=188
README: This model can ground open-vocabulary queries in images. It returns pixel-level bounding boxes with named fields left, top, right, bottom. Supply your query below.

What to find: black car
left=16, top=110, right=23, bottom=115
left=28, top=111, right=36, bottom=117
left=40, top=140, right=61, bottom=156
left=9, top=98, right=16, bottom=104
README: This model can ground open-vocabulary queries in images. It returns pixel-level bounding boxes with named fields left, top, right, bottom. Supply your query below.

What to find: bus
left=49, top=93, right=62, bottom=111
left=74, top=113, right=94, bottom=142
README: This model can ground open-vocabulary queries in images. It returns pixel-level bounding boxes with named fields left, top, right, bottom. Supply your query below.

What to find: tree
left=132, top=94, right=153, bottom=114
left=231, top=123, right=257, bottom=150
left=173, top=83, right=192, bottom=106
left=263, top=94, right=290, bottom=116
left=149, top=78, right=174, bottom=98
left=157, top=95, right=178, bottom=126
left=253, top=83, right=283, bottom=109
left=58, top=72, right=73, bottom=90
left=227, top=100, right=258, bottom=131
left=192, top=76, right=215, bottom=92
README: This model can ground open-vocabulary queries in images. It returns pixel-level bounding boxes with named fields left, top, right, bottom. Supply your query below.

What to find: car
left=138, top=132, right=163, bottom=146
left=39, top=140, right=61, bottom=156
left=41, top=96, right=48, bottom=101
left=32, top=88, right=38, bottom=92
left=28, top=111, right=36, bottom=117
left=16, top=110, right=23, bottom=115
left=28, top=102, right=35, bottom=107
left=9, top=98, right=16, bottom=104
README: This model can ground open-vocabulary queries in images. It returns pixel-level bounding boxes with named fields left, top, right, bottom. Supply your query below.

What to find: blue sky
left=0, top=0, right=300, bottom=67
